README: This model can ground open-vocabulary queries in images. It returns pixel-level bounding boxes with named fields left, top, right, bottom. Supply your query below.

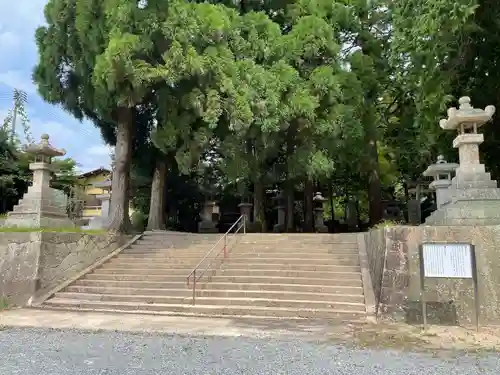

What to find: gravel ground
left=0, top=328, right=499, bottom=374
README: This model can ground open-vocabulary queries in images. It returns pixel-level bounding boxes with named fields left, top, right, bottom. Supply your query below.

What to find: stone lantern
left=272, top=190, right=285, bottom=233
left=198, top=200, right=217, bottom=233
left=238, top=201, right=253, bottom=231
left=423, top=155, right=459, bottom=209
left=426, top=96, right=500, bottom=225
left=86, top=177, right=112, bottom=229
left=3, top=134, right=75, bottom=228
left=313, top=192, right=328, bottom=233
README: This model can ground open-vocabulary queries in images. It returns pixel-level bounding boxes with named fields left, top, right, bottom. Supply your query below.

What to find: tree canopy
left=26, top=0, right=500, bottom=232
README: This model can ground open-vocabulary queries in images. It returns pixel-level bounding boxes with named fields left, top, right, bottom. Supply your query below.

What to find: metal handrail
left=186, top=214, right=246, bottom=304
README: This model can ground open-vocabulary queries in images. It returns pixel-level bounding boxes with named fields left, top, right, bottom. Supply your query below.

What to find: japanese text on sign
left=422, top=243, right=473, bottom=278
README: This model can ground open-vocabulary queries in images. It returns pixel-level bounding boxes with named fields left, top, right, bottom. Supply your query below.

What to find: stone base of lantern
left=198, top=220, right=217, bottom=233
left=2, top=187, right=74, bottom=228
left=273, top=223, right=285, bottom=233
left=315, top=224, right=328, bottom=233
left=425, top=199, right=500, bottom=225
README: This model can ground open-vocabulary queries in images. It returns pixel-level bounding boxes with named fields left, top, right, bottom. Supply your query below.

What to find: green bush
left=131, top=211, right=148, bottom=232
left=371, top=220, right=402, bottom=230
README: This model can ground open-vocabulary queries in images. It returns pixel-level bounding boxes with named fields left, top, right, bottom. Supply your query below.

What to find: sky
left=0, top=0, right=112, bottom=173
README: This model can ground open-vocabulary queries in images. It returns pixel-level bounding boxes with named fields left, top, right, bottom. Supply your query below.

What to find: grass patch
left=0, top=296, right=9, bottom=310
left=0, top=226, right=106, bottom=235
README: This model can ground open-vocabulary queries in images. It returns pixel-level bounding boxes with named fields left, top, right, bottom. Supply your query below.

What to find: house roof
left=77, top=167, right=111, bottom=179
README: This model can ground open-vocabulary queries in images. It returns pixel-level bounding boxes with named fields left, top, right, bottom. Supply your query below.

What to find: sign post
left=419, top=243, right=479, bottom=332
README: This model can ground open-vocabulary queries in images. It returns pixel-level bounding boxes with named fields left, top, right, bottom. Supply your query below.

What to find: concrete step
left=238, top=243, right=359, bottom=249
left=74, top=279, right=363, bottom=294
left=53, top=292, right=366, bottom=311
left=116, top=253, right=360, bottom=262
left=101, top=261, right=361, bottom=273
left=93, top=266, right=361, bottom=279
left=64, top=286, right=365, bottom=303
left=85, top=273, right=189, bottom=282
left=227, top=253, right=359, bottom=260
left=74, top=279, right=189, bottom=289
left=105, top=256, right=216, bottom=266
left=215, top=269, right=362, bottom=279
left=95, top=268, right=194, bottom=276
left=233, top=247, right=359, bottom=253
left=43, top=298, right=366, bottom=319
left=224, top=257, right=360, bottom=266
left=125, top=244, right=357, bottom=253
left=206, top=275, right=362, bottom=286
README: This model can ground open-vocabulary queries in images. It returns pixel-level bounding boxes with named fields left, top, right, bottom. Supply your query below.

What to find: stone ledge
left=365, top=225, right=500, bottom=325
left=0, top=232, right=134, bottom=307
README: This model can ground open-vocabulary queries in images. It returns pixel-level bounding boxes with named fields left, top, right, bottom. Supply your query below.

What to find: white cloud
left=0, top=70, right=36, bottom=94
left=87, top=145, right=113, bottom=157
left=0, top=31, right=19, bottom=50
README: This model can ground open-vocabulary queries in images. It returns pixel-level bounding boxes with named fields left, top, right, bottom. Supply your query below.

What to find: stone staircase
left=41, top=231, right=369, bottom=321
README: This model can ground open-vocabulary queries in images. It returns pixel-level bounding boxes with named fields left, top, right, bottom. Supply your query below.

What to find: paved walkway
left=0, top=308, right=334, bottom=339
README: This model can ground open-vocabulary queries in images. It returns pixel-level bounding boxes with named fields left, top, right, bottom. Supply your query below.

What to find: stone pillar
left=313, top=192, right=328, bottom=233
left=198, top=200, right=217, bottom=233
left=345, top=199, right=358, bottom=231
left=407, top=199, right=421, bottom=225
left=238, top=202, right=252, bottom=232
left=273, top=191, right=285, bottom=233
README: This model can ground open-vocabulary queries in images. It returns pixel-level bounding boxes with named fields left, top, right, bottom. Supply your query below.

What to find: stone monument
left=345, top=199, right=358, bottom=231
left=86, top=177, right=112, bottom=229
left=425, top=96, right=500, bottom=225
left=423, top=155, right=459, bottom=210
left=198, top=200, right=217, bottom=233
left=2, top=134, right=75, bottom=228
left=313, top=192, right=328, bottom=233
left=238, top=201, right=252, bottom=232
left=273, top=191, right=285, bottom=232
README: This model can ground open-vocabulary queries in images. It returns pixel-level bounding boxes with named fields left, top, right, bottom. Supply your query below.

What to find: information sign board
left=422, top=243, right=473, bottom=278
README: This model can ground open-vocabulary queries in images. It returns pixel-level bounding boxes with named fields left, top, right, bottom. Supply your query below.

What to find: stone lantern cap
left=24, top=134, right=66, bottom=158
left=94, top=176, right=112, bottom=189
left=439, top=96, right=495, bottom=131
left=313, top=192, right=326, bottom=203
left=423, top=155, right=459, bottom=179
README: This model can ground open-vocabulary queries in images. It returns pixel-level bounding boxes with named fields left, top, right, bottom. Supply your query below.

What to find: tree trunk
left=253, top=177, right=266, bottom=232
left=107, top=107, right=134, bottom=233
left=147, top=158, right=167, bottom=230
left=366, top=135, right=382, bottom=225
left=364, top=104, right=383, bottom=226
left=328, top=182, right=335, bottom=230
left=285, top=179, right=294, bottom=232
left=303, top=178, right=314, bottom=232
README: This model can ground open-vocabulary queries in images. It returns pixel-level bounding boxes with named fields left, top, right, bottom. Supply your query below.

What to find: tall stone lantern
left=272, top=191, right=285, bottom=233
left=426, top=96, right=500, bottom=225
left=313, top=192, right=328, bottom=233
left=423, top=155, right=459, bottom=209
left=3, top=134, right=75, bottom=228
left=86, top=177, right=112, bottom=229
left=198, top=200, right=217, bottom=233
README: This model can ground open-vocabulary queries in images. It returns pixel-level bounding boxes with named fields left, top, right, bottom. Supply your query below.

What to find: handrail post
left=192, top=269, right=196, bottom=305
left=243, top=214, right=246, bottom=234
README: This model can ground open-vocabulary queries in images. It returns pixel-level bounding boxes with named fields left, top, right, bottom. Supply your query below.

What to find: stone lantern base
left=198, top=220, right=217, bottom=233
left=3, top=187, right=75, bottom=228
left=425, top=198, right=500, bottom=225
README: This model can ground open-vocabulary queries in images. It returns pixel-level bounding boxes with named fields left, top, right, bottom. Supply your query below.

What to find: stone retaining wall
left=0, top=232, right=130, bottom=306
left=365, top=225, right=500, bottom=325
